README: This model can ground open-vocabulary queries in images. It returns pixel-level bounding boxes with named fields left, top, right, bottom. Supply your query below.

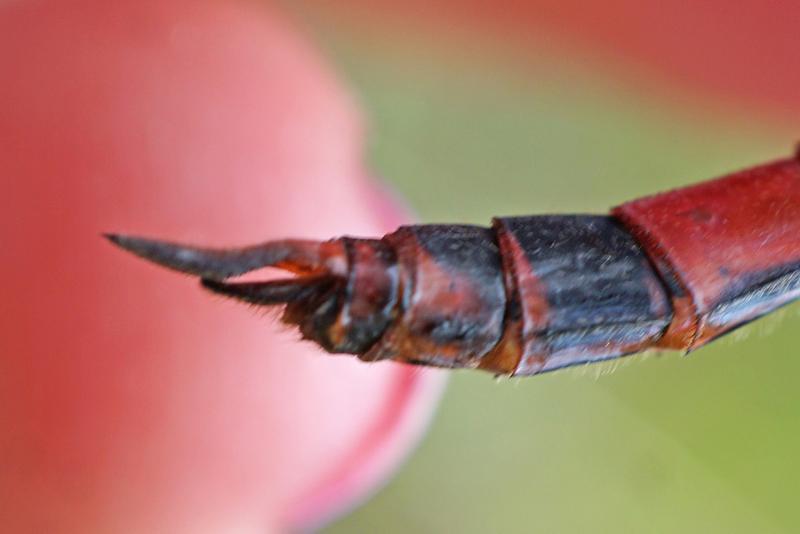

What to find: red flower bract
left=0, top=1, right=444, bottom=532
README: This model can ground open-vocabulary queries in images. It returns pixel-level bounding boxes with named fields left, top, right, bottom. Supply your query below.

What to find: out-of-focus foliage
left=287, top=4, right=799, bottom=533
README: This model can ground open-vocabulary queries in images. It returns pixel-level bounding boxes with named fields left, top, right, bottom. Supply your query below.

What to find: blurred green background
left=289, top=4, right=798, bottom=532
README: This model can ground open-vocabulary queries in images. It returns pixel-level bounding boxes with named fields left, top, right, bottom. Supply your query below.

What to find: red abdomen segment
left=613, top=155, right=800, bottom=350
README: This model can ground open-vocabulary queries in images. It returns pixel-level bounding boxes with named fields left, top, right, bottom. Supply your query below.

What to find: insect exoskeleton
left=107, top=147, right=800, bottom=376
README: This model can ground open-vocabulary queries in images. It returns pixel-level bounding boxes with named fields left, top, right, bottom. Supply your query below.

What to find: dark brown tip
left=103, top=232, right=388, bottom=355
left=201, top=276, right=333, bottom=306
left=103, top=233, right=330, bottom=280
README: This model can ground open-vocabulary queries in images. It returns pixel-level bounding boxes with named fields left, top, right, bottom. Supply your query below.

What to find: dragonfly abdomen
left=107, top=149, right=800, bottom=376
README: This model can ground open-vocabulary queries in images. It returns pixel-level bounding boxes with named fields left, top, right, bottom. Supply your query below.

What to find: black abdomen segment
left=489, top=216, right=672, bottom=375
left=367, top=216, right=674, bottom=375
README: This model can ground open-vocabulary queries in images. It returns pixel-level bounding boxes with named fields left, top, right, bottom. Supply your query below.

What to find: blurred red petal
left=335, top=0, right=800, bottom=121
left=0, top=1, right=444, bottom=532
